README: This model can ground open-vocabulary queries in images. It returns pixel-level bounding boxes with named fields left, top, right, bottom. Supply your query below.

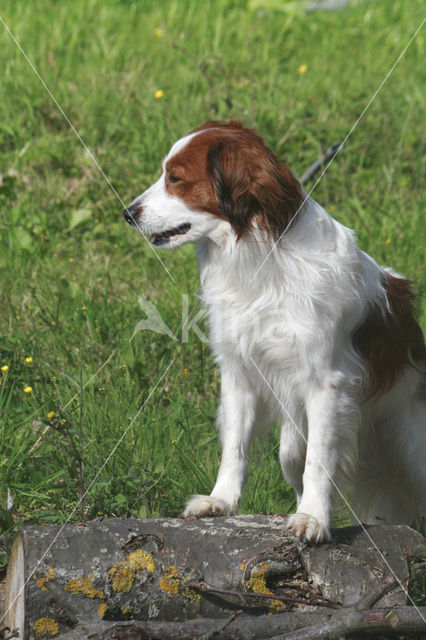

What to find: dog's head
left=124, top=121, right=303, bottom=248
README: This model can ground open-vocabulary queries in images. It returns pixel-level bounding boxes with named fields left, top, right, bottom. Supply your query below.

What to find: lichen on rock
left=65, top=574, right=104, bottom=599
left=109, top=548, right=155, bottom=593
left=33, top=617, right=59, bottom=637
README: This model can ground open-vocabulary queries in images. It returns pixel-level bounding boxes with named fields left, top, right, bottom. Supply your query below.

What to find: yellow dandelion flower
left=24, top=385, right=33, bottom=394
left=47, top=411, right=55, bottom=419
left=298, top=64, right=308, bottom=74
left=1, top=365, right=9, bottom=373
left=154, top=90, right=164, bottom=100
left=181, top=368, right=189, bottom=376
left=154, top=27, right=163, bottom=38
left=25, top=356, right=33, bottom=364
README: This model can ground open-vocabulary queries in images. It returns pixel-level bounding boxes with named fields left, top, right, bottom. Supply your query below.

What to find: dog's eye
left=169, top=174, right=182, bottom=184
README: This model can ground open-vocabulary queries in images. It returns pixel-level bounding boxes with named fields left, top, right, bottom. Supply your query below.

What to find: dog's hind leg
left=353, top=394, right=426, bottom=529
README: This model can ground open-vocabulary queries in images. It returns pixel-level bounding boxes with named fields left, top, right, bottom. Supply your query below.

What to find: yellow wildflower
left=1, top=365, right=9, bottom=373
left=25, top=356, right=33, bottom=364
left=154, top=90, right=164, bottom=100
left=24, top=385, right=32, bottom=394
left=181, top=368, right=189, bottom=376
left=47, top=411, right=55, bottom=419
left=385, top=238, right=391, bottom=245
left=154, top=27, right=163, bottom=38
left=298, top=64, right=308, bottom=74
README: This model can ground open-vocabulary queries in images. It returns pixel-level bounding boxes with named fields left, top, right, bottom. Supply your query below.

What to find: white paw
left=183, top=495, right=233, bottom=518
left=287, top=512, right=331, bottom=543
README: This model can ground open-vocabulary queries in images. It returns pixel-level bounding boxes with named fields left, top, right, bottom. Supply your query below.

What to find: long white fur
left=130, top=133, right=425, bottom=542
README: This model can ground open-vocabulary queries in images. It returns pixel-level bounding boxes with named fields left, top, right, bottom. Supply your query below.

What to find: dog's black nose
left=123, top=205, right=138, bottom=226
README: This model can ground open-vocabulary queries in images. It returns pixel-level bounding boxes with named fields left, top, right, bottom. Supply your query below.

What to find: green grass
left=0, top=0, right=424, bottom=554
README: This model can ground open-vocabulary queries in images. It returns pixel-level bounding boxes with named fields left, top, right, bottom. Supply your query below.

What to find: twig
left=355, top=574, right=398, bottom=610
left=202, top=609, right=243, bottom=640
left=276, top=606, right=426, bottom=640
left=299, top=142, right=343, bottom=186
left=190, top=580, right=339, bottom=609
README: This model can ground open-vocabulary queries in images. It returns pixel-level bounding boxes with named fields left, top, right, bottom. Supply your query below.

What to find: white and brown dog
left=124, top=121, right=425, bottom=542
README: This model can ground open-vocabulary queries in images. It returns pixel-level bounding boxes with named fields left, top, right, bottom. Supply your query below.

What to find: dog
left=124, top=121, right=425, bottom=542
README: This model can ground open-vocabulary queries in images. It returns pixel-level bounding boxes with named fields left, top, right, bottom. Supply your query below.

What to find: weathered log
left=2, top=515, right=424, bottom=639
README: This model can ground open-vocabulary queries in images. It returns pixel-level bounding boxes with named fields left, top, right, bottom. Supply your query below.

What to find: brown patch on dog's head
left=164, top=121, right=304, bottom=239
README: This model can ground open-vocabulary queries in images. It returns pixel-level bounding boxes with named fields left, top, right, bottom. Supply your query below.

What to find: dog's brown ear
left=207, top=136, right=303, bottom=240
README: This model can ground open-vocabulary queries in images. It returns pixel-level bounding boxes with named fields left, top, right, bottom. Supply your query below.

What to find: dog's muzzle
left=123, top=203, right=140, bottom=227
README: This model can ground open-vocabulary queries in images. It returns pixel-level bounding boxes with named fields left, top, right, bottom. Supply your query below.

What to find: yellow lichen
left=159, top=566, right=180, bottom=594
left=245, top=563, right=273, bottom=595
left=33, top=617, right=59, bottom=636
left=182, top=585, right=202, bottom=601
left=108, top=549, right=155, bottom=593
left=121, top=605, right=131, bottom=614
left=35, top=567, right=56, bottom=591
left=97, top=603, right=108, bottom=619
left=109, top=561, right=135, bottom=593
left=127, top=548, right=155, bottom=573
left=65, top=574, right=104, bottom=599
left=35, top=576, right=48, bottom=591
left=245, top=563, right=285, bottom=613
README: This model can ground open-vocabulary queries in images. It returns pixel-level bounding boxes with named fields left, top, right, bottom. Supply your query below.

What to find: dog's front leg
left=183, top=368, right=257, bottom=518
left=287, top=381, right=359, bottom=542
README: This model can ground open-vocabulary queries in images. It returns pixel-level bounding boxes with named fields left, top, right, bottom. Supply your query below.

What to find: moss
left=33, top=617, right=59, bottom=637
left=65, top=574, right=104, bottom=599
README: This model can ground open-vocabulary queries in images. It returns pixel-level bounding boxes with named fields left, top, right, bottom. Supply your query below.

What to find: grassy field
left=0, top=0, right=425, bottom=568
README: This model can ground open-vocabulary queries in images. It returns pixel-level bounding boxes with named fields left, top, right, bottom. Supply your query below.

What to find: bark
left=2, top=515, right=424, bottom=639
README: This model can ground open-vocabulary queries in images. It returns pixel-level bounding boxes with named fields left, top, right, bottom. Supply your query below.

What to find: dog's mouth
left=150, top=223, right=191, bottom=246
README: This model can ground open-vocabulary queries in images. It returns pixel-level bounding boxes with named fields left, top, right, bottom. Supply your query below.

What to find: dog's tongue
left=151, top=234, right=157, bottom=244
